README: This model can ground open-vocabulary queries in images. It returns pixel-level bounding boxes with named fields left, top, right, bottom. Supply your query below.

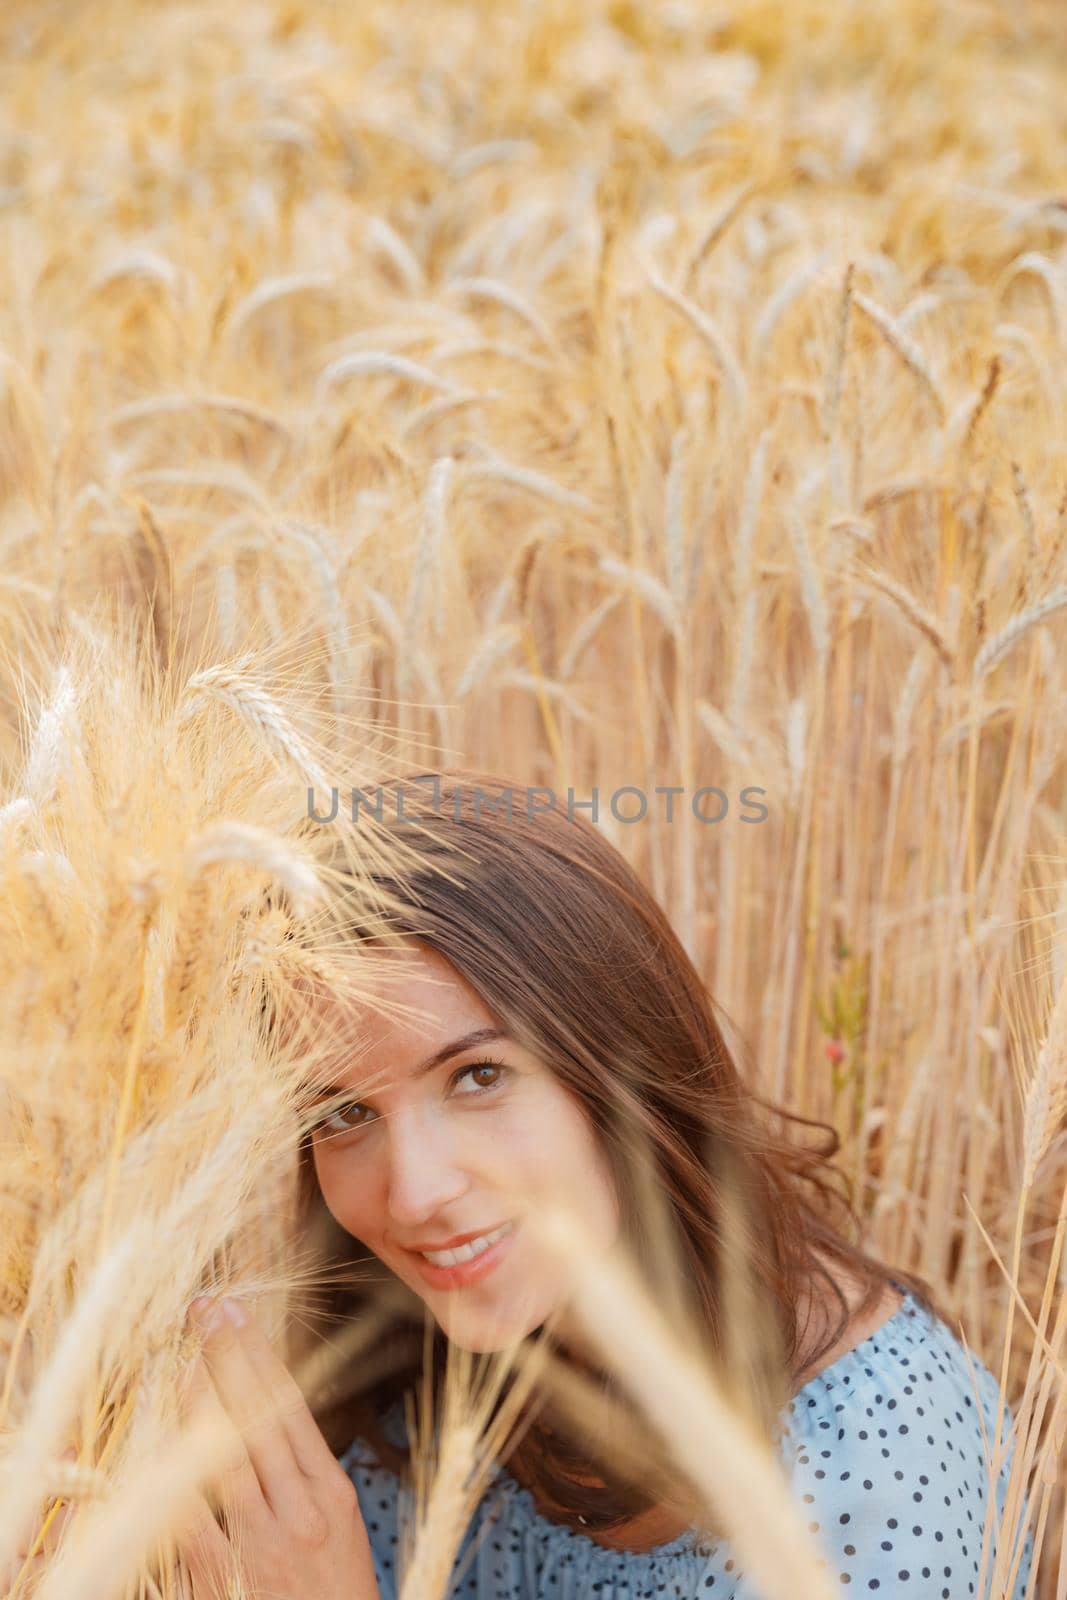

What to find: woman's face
left=308, top=940, right=621, bottom=1352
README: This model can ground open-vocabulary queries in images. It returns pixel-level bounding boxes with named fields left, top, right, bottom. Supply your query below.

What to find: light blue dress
left=341, top=1287, right=1035, bottom=1599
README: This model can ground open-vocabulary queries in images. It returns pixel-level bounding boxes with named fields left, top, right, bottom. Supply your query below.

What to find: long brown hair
left=286, top=767, right=948, bottom=1536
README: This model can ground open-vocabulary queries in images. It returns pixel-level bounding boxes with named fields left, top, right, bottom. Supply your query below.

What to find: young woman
left=202, top=769, right=1033, bottom=1600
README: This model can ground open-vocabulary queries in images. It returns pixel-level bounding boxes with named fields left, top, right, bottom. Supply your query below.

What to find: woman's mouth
left=404, top=1220, right=517, bottom=1290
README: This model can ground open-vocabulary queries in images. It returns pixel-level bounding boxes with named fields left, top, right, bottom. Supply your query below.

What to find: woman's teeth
left=419, top=1221, right=512, bottom=1267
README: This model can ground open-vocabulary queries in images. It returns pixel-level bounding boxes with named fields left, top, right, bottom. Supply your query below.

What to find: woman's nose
left=385, top=1115, right=470, bottom=1226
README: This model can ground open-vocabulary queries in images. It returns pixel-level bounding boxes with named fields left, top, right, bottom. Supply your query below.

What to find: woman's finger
left=181, top=1336, right=265, bottom=1532
left=191, top=1299, right=309, bottom=1513
left=231, top=1311, right=339, bottom=1483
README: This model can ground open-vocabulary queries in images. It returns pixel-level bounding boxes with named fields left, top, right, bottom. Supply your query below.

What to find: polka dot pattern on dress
left=339, top=1287, right=1035, bottom=1599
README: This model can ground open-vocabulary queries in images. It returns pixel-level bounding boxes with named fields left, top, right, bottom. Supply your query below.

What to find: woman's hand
left=176, top=1296, right=380, bottom=1600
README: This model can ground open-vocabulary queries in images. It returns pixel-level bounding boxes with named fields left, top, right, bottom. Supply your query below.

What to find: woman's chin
left=433, top=1290, right=547, bottom=1353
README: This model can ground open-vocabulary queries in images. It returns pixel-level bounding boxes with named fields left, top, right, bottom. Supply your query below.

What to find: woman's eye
left=315, top=1101, right=377, bottom=1136
left=452, top=1058, right=508, bottom=1094
left=313, top=1062, right=508, bottom=1139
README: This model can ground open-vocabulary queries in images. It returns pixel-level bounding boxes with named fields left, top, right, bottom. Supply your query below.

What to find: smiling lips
left=414, top=1220, right=513, bottom=1267
left=402, top=1220, right=518, bottom=1290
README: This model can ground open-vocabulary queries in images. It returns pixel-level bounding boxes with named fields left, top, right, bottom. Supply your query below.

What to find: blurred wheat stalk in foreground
left=1, top=0, right=1067, bottom=1591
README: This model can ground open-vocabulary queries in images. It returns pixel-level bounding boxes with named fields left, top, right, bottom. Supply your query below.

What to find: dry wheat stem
left=529, top=1206, right=837, bottom=1600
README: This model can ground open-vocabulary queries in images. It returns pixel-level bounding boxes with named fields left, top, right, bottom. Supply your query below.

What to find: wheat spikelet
left=822, top=260, right=855, bottom=443
left=994, top=318, right=1054, bottom=404
left=862, top=474, right=939, bottom=511
left=994, top=250, right=1062, bottom=344
left=698, top=700, right=784, bottom=789
left=275, top=519, right=349, bottom=695
left=326, top=324, right=437, bottom=358
left=852, top=289, right=947, bottom=422
left=947, top=355, right=1001, bottom=456
left=22, top=665, right=79, bottom=806
left=896, top=287, right=946, bottom=332
left=598, top=554, right=681, bottom=640
left=399, top=389, right=498, bottom=439
left=174, top=662, right=330, bottom=793
left=182, top=822, right=325, bottom=919
left=444, top=275, right=555, bottom=351
left=0, top=796, right=35, bottom=848
left=446, top=137, right=536, bottom=179
left=495, top=670, right=596, bottom=727
left=88, top=248, right=182, bottom=300
left=1022, top=969, right=1067, bottom=1189
left=0, top=1231, right=143, bottom=1570
left=647, top=270, right=747, bottom=410
left=398, top=1420, right=481, bottom=1600
left=788, top=507, right=830, bottom=665
left=698, top=699, right=755, bottom=768
left=753, top=249, right=832, bottom=362
left=27, top=1406, right=239, bottom=1600
left=454, top=624, right=521, bottom=700
left=433, top=335, right=554, bottom=376
left=127, top=465, right=267, bottom=511
left=891, top=653, right=930, bottom=767
left=365, top=215, right=426, bottom=294
left=460, top=456, right=598, bottom=515
left=316, top=351, right=459, bottom=400
left=362, top=587, right=405, bottom=653
left=973, top=584, right=1067, bottom=678
left=224, top=271, right=337, bottom=345
left=105, top=393, right=290, bottom=440
left=528, top=1204, right=837, bottom=1600
left=558, top=594, right=622, bottom=681
left=683, top=181, right=756, bottom=291
left=1022, top=1043, right=1055, bottom=1192
left=847, top=559, right=955, bottom=669
left=27, top=1094, right=247, bottom=1289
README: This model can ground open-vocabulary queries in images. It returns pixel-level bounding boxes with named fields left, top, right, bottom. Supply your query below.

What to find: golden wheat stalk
left=852, top=288, right=947, bottom=422
left=646, top=270, right=747, bottom=410
left=973, top=585, right=1067, bottom=679
left=847, top=558, right=956, bottom=670
left=174, top=660, right=331, bottom=794
left=527, top=1202, right=838, bottom=1600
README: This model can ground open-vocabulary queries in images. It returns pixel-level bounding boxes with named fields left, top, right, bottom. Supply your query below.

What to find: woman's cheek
left=312, top=1142, right=378, bottom=1243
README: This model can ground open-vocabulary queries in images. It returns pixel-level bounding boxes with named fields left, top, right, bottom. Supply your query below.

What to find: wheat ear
left=973, top=585, right=1067, bottom=679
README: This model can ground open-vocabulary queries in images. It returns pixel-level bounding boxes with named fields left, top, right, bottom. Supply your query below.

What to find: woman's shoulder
left=784, top=1278, right=1006, bottom=1453
left=780, top=1287, right=1034, bottom=1599
left=791, top=1261, right=908, bottom=1392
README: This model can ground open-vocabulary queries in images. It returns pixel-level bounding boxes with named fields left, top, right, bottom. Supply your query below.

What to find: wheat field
left=0, top=0, right=1065, bottom=1595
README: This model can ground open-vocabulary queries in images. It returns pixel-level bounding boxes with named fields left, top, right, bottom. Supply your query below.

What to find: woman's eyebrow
left=409, top=1024, right=508, bottom=1078
left=305, top=1024, right=507, bottom=1100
